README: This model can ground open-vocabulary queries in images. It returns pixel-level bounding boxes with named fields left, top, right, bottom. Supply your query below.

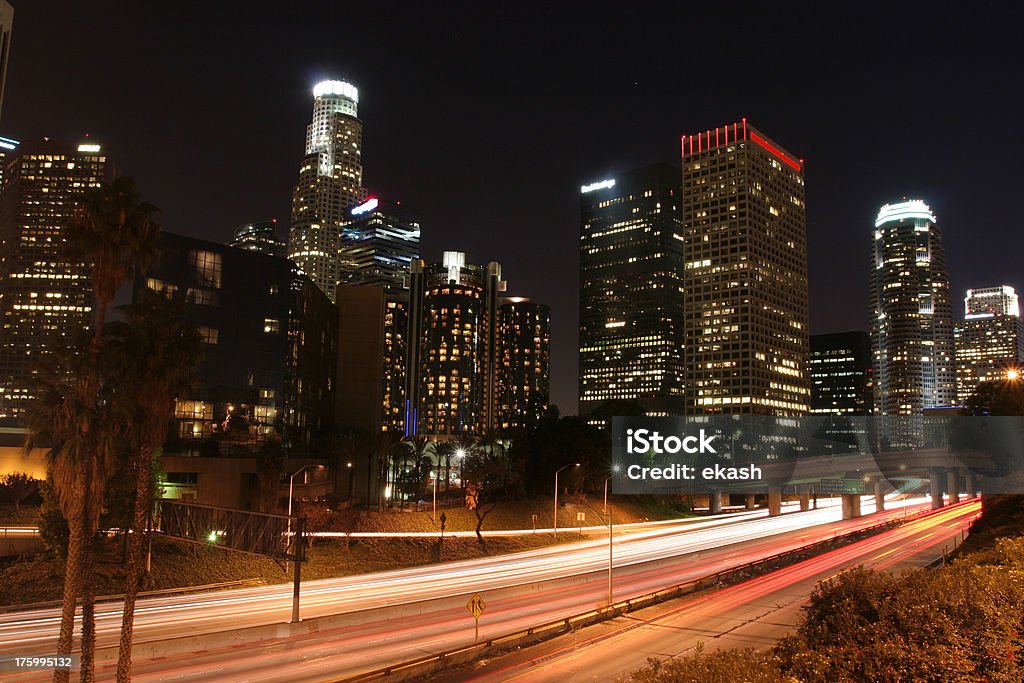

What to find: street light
left=286, top=463, right=324, bottom=624
left=553, top=463, right=580, bottom=537
left=288, top=464, right=325, bottom=541
left=603, top=473, right=616, bottom=606
left=456, top=448, right=466, bottom=498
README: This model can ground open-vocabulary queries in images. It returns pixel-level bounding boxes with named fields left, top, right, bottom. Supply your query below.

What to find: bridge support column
left=799, top=491, right=811, bottom=511
left=929, top=467, right=945, bottom=509
left=710, top=490, right=723, bottom=514
left=745, top=494, right=756, bottom=510
left=946, top=469, right=960, bottom=505
left=965, top=471, right=977, bottom=499
left=767, top=486, right=782, bottom=517
left=874, top=481, right=885, bottom=512
left=841, top=493, right=862, bottom=519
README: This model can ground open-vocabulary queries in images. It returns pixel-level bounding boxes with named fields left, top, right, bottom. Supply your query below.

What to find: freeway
left=0, top=495, right=940, bottom=682
left=447, top=499, right=981, bottom=682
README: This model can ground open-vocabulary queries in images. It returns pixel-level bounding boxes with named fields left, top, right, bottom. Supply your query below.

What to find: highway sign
left=819, top=478, right=865, bottom=494
left=467, top=593, right=486, bottom=619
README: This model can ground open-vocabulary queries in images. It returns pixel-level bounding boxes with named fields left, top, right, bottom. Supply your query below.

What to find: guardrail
left=0, top=578, right=266, bottom=614
left=339, top=503, right=952, bottom=682
left=0, top=527, right=40, bottom=538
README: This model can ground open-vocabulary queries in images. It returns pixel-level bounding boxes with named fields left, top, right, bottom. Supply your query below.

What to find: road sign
left=467, top=593, right=486, bottom=619
left=467, top=593, right=486, bottom=641
left=819, top=478, right=865, bottom=494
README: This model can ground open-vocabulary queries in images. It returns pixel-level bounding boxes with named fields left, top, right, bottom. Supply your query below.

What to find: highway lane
left=0, top=496, right=921, bottom=655
left=0, top=496, right=942, bottom=682
left=449, top=499, right=981, bottom=683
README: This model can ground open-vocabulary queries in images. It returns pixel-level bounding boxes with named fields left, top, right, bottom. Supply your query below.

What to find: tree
left=105, top=289, right=201, bottom=682
left=0, top=472, right=39, bottom=512
left=23, top=334, right=121, bottom=683
left=462, top=449, right=519, bottom=546
left=965, top=377, right=1024, bottom=416
left=255, top=437, right=286, bottom=513
left=22, top=176, right=161, bottom=683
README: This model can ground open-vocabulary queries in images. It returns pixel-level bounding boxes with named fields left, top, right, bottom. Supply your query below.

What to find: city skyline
left=4, top=2, right=1022, bottom=414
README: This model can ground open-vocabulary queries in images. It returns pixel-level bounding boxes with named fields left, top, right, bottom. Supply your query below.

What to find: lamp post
left=604, top=474, right=614, bottom=606
left=456, top=448, right=466, bottom=502
left=553, top=463, right=580, bottom=537
left=287, top=463, right=323, bottom=624
left=345, top=461, right=354, bottom=502
left=432, top=470, right=437, bottom=522
left=288, top=464, right=325, bottom=540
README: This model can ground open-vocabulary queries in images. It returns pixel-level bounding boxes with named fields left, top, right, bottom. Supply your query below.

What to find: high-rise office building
left=578, top=164, right=685, bottom=423
left=810, top=331, right=873, bottom=415
left=870, top=199, right=957, bottom=418
left=0, top=135, right=17, bottom=188
left=142, top=233, right=337, bottom=451
left=338, top=197, right=420, bottom=294
left=288, top=79, right=366, bottom=302
left=229, top=220, right=286, bottom=258
left=681, top=120, right=809, bottom=415
left=0, top=139, right=108, bottom=423
left=955, top=285, right=1023, bottom=401
left=498, top=298, right=551, bottom=430
left=0, top=1, right=12, bottom=121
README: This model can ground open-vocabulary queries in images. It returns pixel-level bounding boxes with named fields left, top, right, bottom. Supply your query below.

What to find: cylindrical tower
left=288, top=79, right=366, bottom=302
left=870, top=199, right=957, bottom=425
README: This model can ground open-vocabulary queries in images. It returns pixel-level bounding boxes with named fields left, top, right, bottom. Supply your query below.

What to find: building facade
left=0, top=139, right=108, bottom=423
left=229, top=220, right=286, bottom=258
left=681, top=121, right=810, bottom=415
left=287, top=79, right=367, bottom=302
left=810, top=331, right=873, bottom=415
left=870, top=199, right=957, bottom=417
left=498, top=298, right=551, bottom=430
left=338, top=197, right=421, bottom=294
left=144, top=232, right=337, bottom=453
left=578, top=164, right=685, bottom=423
left=955, top=285, right=1023, bottom=402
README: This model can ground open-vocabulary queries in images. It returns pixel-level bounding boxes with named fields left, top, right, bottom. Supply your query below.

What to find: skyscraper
left=955, top=285, right=1023, bottom=401
left=681, top=120, right=809, bottom=415
left=498, top=297, right=551, bottom=430
left=810, top=331, right=873, bottom=415
left=338, top=197, right=421, bottom=294
left=229, top=220, right=286, bottom=258
left=0, top=139, right=108, bottom=423
left=578, top=164, right=685, bottom=424
left=870, top=199, right=957, bottom=418
left=288, top=79, right=366, bottom=302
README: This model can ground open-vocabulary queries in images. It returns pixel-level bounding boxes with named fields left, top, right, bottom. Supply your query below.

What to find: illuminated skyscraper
left=0, top=139, right=108, bottom=422
left=681, top=120, right=809, bottom=415
left=578, top=164, right=685, bottom=424
left=498, top=298, right=551, bottom=430
left=955, top=285, right=1023, bottom=401
left=870, top=199, right=957, bottom=418
left=229, top=220, right=286, bottom=258
left=338, top=197, right=420, bottom=295
left=288, top=79, right=366, bottom=302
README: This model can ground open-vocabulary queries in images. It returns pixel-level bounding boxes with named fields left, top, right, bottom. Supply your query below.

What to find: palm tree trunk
left=116, top=444, right=152, bottom=682
left=52, top=494, right=84, bottom=683
left=79, top=530, right=97, bottom=683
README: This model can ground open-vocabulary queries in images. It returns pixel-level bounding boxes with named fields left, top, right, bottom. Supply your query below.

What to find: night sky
left=5, top=2, right=1021, bottom=414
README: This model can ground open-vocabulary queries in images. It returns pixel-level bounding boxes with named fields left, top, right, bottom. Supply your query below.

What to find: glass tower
left=578, top=163, right=685, bottom=424
left=288, top=79, right=367, bottom=302
left=870, top=199, right=957, bottom=419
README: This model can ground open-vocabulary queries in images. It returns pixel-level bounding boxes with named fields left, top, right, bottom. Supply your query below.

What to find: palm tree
left=105, top=290, right=201, bottom=682
left=33, top=176, right=159, bottom=683
left=401, top=435, right=432, bottom=505
left=23, top=335, right=120, bottom=683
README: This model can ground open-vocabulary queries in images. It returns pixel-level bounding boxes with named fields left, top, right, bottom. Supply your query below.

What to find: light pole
left=553, top=463, right=580, bottom=537
left=287, top=463, right=323, bottom=624
left=432, top=470, right=437, bottom=522
left=604, top=474, right=614, bottom=606
left=288, top=464, right=325, bottom=541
